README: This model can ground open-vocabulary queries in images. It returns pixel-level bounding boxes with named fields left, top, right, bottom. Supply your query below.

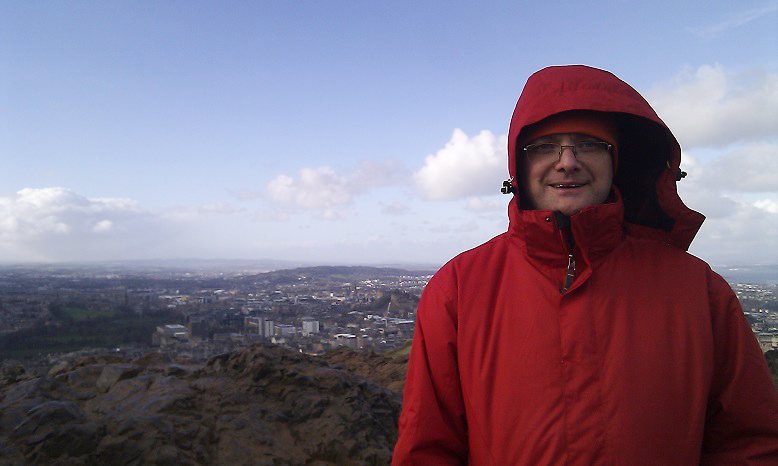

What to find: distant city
left=0, top=262, right=776, bottom=367
left=0, top=263, right=433, bottom=366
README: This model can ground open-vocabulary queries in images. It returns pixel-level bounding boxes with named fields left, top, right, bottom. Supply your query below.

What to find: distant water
left=716, top=265, right=778, bottom=286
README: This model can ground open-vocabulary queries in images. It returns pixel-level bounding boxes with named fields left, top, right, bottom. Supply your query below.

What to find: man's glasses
left=523, top=141, right=611, bottom=163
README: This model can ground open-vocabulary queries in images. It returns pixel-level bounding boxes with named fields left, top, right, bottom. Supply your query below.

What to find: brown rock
left=95, top=364, right=141, bottom=392
left=0, top=343, right=408, bottom=465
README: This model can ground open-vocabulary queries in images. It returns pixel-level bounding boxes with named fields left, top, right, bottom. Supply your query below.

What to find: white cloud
left=701, top=142, right=778, bottom=192
left=465, top=196, right=505, bottom=213
left=648, top=64, right=778, bottom=148
left=230, top=188, right=264, bottom=201
left=93, top=220, right=114, bottom=233
left=678, top=151, right=778, bottom=265
left=0, top=187, right=182, bottom=262
left=689, top=199, right=778, bottom=265
left=690, top=2, right=778, bottom=39
left=266, top=160, right=407, bottom=218
left=197, top=202, right=245, bottom=215
left=754, top=199, right=778, bottom=213
left=267, top=167, right=352, bottom=219
left=381, top=202, right=411, bottom=216
left=414, top=129, right=507, bottom=201
left=0, top=188, right=138, bottom=241
left=455, top=221, right=479, bottom=233
left=657, top=64, right=778, bottom=265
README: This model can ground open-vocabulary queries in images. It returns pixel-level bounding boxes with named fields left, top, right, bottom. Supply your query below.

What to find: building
left=152, top=324, right=189, bottom=346
left=244, top=316, right=274, bottom=338
left=302, top=318, right=320, bottom=336
left=334, top=333, right=357, bottom=349
left=275, top=324, right=296, bottom=337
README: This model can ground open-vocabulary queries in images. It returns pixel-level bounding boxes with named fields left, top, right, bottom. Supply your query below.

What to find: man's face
left=520, top=133, right=613, bottom=216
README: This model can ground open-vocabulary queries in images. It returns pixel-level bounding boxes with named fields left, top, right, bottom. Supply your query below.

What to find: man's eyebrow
left=572, top=134, right=600, bottom=141
left=529, top=135, right=557, bottom=143
left=527, top=133, right=604, bottom=145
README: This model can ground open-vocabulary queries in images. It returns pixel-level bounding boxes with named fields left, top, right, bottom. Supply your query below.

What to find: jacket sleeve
left=392, top=271, right=468, bottom=465
left=701, top=270, right=778, bottom=465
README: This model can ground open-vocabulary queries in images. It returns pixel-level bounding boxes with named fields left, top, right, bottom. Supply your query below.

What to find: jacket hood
left=507, top=65, right=704, bottom=251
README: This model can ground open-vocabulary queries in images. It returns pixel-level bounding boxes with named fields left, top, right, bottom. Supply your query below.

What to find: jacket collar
left=508, top=189, right=625, bottom=270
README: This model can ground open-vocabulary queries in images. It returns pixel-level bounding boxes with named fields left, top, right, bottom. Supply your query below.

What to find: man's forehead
left=530, top=133, right=602, bottom=143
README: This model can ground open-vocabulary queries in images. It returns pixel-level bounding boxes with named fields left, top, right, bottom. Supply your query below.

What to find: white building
left=275, top=324, right=296, bottom=337
left=152, top=324, right=189, bottom=346
left=302, top=319, right=320, bottom=336
left=244, top=316, right=275, bottom=338
left=333, top=333, right=357, bottom=349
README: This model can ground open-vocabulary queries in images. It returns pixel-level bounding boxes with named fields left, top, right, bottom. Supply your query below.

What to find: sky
left=1, top=1, right=777, bottom=269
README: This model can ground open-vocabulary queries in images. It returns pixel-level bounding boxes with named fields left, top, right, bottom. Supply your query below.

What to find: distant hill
left=0, top=260, right=440, bottom=276
left=717, top=264, right=778, bottom=285
left=251, top=265, right=433, bottom=285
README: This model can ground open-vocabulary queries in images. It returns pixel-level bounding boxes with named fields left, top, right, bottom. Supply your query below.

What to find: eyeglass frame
left=522, top=141, right=612, bottom=163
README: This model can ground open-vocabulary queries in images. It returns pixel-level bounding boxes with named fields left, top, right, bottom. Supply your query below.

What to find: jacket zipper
left=561, top=253, right=575, bottom=294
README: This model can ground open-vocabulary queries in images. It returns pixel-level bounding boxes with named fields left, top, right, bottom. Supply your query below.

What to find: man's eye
left=534, top=143, right=558, bottom=154
left=576, top=141, right=599, bottom=151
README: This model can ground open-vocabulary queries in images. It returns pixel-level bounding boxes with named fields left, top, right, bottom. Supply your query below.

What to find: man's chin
left=553, top=203, right=587, bottom=216
left=557, top=208, right=583, bottom=216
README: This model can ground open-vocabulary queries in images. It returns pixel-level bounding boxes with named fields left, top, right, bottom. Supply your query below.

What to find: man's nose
left=555, top=146, right=580, bottom=170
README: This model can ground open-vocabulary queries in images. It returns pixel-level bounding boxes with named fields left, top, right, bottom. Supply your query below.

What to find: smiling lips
left=551, top=182, right=587, bottom=188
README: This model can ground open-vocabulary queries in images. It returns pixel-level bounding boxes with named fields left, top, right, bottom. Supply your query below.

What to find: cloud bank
left=648, top=64, right=778, bottom=265
left=0, top=188, right=157, bottom=261
left=266, top=160, right=408, bottom=219
left=647, top=64, right=778, bottom=148
left=413, top=129, right=507, bottom=201
left=0, top=187, right=244, bottom=263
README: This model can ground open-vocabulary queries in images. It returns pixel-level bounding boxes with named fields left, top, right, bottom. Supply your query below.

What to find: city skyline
left=2, top=2, right=777, bottom=267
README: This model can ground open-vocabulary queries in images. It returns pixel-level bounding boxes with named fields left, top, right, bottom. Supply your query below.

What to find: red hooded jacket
left=393, top=65, right=778, bottom=465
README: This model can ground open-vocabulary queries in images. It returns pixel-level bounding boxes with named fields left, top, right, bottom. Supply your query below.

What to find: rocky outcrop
left=0, top=344, right=408, bottom=465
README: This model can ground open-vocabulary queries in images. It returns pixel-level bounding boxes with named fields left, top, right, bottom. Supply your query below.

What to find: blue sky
left=1, top=1, right=777, bottom=267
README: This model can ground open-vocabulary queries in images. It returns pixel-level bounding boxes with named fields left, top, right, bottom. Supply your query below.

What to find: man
left=392, top=65, right=778, bottom=464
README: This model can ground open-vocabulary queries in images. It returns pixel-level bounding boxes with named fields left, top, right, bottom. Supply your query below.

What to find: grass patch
left=0, top=310, right=183, bottom=359
left=386, top=340, right=412, bottom=359
left=64, top=306, right=117, bottom=321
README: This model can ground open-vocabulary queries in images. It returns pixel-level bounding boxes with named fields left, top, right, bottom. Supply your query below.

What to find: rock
left=95, top=364, right=141, bottom=392
left=11, top=401, right=103, bottom=463
left=59, top=364, right=104, bottom=399
left=320, top=346, right=410, bottom=393
left=0, top=343, right=408, bottom=465
left=132, top=351, right=171, bottom=368
left=46, top=361, right=71, bottom=379
left=1, top=365, right=35, bottom=388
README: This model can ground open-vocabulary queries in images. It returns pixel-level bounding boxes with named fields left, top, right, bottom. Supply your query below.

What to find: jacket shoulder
left=434, top=232, right=510, bottom=275
left=420, top=232, right=511, bottom=302
left=622, top=235, right=710, bottom=268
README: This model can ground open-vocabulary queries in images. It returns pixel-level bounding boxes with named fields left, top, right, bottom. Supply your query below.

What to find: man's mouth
left=551, top=183, right=585, bottom=188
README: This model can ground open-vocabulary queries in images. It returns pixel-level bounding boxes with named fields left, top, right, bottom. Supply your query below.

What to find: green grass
left=63, top=306, right=117, bottom=321
left=386, top=340, right=412, bottom=359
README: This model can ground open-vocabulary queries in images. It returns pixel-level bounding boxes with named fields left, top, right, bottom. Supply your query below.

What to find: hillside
left=0, top=344, right=409, bottom=465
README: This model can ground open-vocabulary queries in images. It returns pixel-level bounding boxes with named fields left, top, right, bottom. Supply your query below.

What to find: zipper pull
left=561, top=254, right=575, bottom=293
